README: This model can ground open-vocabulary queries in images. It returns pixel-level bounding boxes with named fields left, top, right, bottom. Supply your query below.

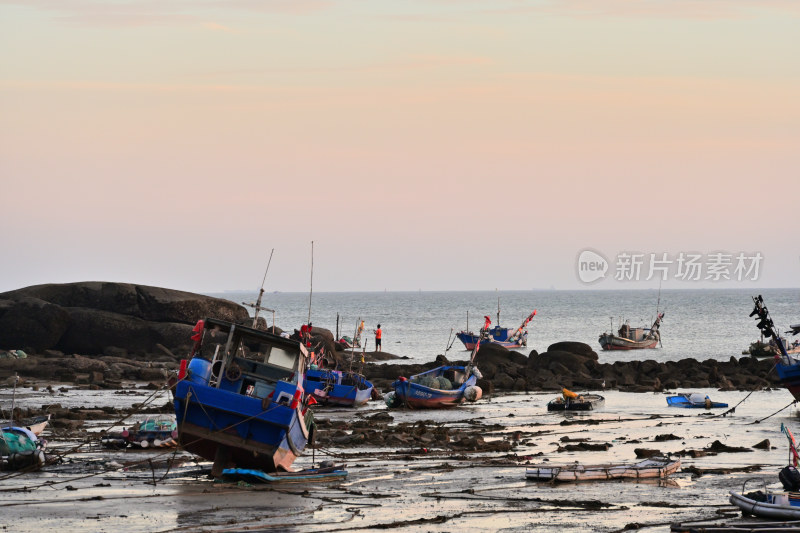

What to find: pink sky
left=1, top=1, right=798, bottom=292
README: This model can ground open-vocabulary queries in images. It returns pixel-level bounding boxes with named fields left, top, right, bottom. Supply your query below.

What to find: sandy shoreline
left=2, top=383, right=798, bottom=532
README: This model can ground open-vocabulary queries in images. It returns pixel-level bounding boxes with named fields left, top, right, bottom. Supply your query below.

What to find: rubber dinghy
left=526, top=456, right=680, bottom=482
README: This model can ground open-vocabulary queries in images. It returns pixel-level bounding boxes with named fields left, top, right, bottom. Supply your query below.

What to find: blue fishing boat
left=388, top=329, right=485, bottom=409
left=750, top=295, right=800, bottom=401
left=173, top=317, right=315, bottom=476
left=303, top=368, right=374, bottom=407
left=388, top=365, right=482, bottom=408
left=456, top=305, right=536, bottom=350
left=666, top=393, right=728, bottom=409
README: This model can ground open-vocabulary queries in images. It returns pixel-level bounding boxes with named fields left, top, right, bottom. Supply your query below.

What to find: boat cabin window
left=264, top=346, right=296, bottom=370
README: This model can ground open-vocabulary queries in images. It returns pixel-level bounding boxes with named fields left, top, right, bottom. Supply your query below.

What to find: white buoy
left=139, top=439, right=149, bottom=448
left=464, top=386, right=482, bottom=402
left=152, top=439, right=162, bottom=447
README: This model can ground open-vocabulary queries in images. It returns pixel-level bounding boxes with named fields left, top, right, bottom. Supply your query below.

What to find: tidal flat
left=2, top=384, right=797, bottom=532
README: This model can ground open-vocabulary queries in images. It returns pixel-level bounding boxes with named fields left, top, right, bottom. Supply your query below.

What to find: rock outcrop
left=0, top=282, right=250, bottom=356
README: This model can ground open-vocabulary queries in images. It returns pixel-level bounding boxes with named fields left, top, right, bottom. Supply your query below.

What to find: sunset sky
left=2, top=1, right=798, bottom=293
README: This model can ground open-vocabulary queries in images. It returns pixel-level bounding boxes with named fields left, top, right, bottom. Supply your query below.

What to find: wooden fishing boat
left=547, top=389, right=605, bottom=411
left=0, top=414, right=51, bottom=436
left=599, top=312, right=664, bottom=351
left=303, top=368, right=374, bottom=407
left=667, top=393, right=728, bottom=409
left=456, top=303, right=536, bottom=350
left=389, top=365, right=482, bottom=409
left=173, top=317, right=315, bottom=476
left=525, top=456, right=680, bottom=482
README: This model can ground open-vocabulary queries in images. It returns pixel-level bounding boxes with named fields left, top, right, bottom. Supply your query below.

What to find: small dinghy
left=526, top=456, right=680, bottom=482
left=671, top=518, right=800, bottom=532
left=547, top=388, right=605, bottom=411
left=729, top=488, right=800, bottom=520
left=730, top=463, right=800, bottom=520
left=667, top=392, right=728, bottom=409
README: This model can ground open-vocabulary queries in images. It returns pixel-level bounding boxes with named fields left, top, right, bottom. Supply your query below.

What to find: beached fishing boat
left=666, top=393, right=728, bottom=409
left=303, top=368, right=374, bottom=407
left=0, top=414, right=51, bottom=436
left=547, top=389, right=605, bottom=411
left=388, top=365, right=483, bottom=409
left=173, top=317, right=315, bottom=476
left=456, top=302, right=536, bottom=350
left=102, top=418, right=178, bottom=449
left=599, top=312, right=664, bottom=351
left=750, top=296, right=800, bottom=401
left=526, top=456, right=679, bottom=482
left=0, top=426, right=46, bottom=471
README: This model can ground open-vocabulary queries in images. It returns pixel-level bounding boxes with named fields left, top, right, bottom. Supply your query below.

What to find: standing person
left=374, top=324, right=382, bottom=352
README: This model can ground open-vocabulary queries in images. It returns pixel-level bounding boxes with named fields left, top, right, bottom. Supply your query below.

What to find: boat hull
left=526, top=457, right=680, bottom=482
left=174, top=380, right=311, bottom=472
left=776, top=361, right=800, bottom=402
left=730, top=490, right=800, bottom=519
left=599, top=334, right=657, bottom=351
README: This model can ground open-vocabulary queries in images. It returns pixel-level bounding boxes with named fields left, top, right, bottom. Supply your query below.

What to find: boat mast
left=307, top=241, right=314, bottom=325
left=497, top=296, right=500, bottom=327
left=242, top=249, right=275, bottom=330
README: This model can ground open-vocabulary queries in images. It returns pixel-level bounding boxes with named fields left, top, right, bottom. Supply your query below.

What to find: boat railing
left=740, top=476, right=769, bottom=496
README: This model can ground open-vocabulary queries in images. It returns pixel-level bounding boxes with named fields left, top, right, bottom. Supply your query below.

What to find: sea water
left=208, top=288, right=800, bottom=365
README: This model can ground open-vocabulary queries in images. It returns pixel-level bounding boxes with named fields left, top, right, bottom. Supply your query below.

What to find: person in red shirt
left=374, top=324, right=382, bottom=352
left=300, top=322, right=313, bottom=347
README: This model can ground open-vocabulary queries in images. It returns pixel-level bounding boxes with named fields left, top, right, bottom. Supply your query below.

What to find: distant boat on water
left=599, top=312, right=664, bottom=351
left=456, top=300, right=536, bottom=350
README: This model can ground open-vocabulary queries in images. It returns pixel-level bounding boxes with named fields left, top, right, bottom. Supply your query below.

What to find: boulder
left=0, top=297, right=71, bottom=351
left=546, top=341, right=598, bottom=360
left=0, top=282, right=250, bottom=356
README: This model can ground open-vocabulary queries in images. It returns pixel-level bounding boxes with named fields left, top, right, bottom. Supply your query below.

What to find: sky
left=1, top=0, right=798, bottom=293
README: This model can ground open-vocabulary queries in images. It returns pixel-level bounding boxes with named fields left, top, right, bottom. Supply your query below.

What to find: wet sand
left=2, top=384, right=797, bottom=532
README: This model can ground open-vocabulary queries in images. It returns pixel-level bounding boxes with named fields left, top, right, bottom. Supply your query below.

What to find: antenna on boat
left=243, top=248, right=275, bottom=330
left=656, top=279, right=662, bottom=317
left=307, top=241, right=314, bottom=325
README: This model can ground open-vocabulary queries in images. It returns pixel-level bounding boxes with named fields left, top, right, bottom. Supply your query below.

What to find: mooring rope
left=751, top=399, right=798, bottom=424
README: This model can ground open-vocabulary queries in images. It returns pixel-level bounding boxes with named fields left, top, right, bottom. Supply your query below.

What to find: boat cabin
left=186, top=317, right=308, bottom=404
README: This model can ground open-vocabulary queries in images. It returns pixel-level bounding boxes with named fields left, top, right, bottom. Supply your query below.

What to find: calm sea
left=207, top=288, right=800, bottom=365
